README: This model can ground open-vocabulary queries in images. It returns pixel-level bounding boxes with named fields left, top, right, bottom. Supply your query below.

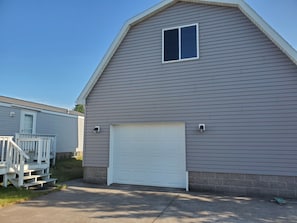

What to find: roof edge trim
left=237, top=0, right=297, bottom=65
left=76, top=0, right=175, bottom=105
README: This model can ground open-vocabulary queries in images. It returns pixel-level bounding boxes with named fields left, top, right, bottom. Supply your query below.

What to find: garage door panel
left=111, top=123, right=186, bottom=188
left=115, top=170, right=184, bottom=187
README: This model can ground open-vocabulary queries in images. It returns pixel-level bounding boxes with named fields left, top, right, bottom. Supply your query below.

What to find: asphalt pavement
left=0, top=179, right=296, bottom=223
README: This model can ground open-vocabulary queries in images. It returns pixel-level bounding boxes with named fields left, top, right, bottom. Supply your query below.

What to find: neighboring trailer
left=0, top=96, right=84, bottom=158
left=77, top=0, right=297, bottom=198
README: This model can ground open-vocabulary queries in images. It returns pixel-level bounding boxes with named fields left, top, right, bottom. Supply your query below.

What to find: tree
left=73, top=104, right=85, bottom=113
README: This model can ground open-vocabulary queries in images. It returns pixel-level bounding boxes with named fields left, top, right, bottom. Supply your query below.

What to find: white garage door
left=109, top=123, right=186, bottom=188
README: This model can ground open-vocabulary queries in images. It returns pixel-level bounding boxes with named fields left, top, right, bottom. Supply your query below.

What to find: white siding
left=37, top=113, right=83, bottom=153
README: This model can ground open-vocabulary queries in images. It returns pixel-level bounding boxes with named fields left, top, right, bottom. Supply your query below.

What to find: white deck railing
left=0, top=136, right=29, bottom=187
left=15, top=137, right=51, bottom=165
left=1, top=135, right=52, bottom=187
left=15, top=133, right=56, bottom=165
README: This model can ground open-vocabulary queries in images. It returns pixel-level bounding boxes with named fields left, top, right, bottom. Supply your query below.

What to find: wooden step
left=23, top=173, right=50, bottom=181
left=24, top=163, right=49, bottom=171
left=24, top=168, right=44, bottom=174
left=22, top=178, right=57, bottom=189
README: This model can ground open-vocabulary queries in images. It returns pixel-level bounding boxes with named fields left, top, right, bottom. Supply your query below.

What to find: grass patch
left=0, top=187, right=50, bottom=207
left=0, top=157, right=83, bottom=208
left=0, top=187, right=33, bottom=207
left=50, top=156, right=83, bottom=183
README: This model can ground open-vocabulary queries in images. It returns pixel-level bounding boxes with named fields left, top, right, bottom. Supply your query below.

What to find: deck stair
left=0, top=136, right=56, bottom=189
left=22, top=168, right=56, bottom=189
left=8, top=167, right=57, bottom=189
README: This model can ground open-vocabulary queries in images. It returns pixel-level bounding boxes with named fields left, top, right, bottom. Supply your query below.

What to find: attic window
left=162, top=24, right=199, bottom=63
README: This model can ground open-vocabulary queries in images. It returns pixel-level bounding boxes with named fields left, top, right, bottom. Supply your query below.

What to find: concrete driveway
left=0, top=179, right=296, bottom=223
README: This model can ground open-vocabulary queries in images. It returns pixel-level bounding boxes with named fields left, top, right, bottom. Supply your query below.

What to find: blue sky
left=0, top=0, right=296, bottom=109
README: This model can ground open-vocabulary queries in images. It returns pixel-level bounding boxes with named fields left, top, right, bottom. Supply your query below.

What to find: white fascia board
left=1, top=102, right=82, bottom=118
left=183, top=0, right=297, bottom=65
left=12, top=104, right=82, bottom=118
left=181, top=0, right=241, bottom=7
left=128, top=0, right=175, bottom=26
left=76, top=23, right=130, bottom=105
left=237, top=1, right=297, bottom=65
left=76, top=0, right=175, bottom=105
left=0, top=102, right=11, bottom=108
left=39, top=109, right=84, bottom=118
left=11, top=104, right=42, bottom=112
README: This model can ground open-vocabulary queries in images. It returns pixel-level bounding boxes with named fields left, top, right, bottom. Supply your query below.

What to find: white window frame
left=162, top=23, right=199, bottom=63
left=20, top=110, right=37, bottom=134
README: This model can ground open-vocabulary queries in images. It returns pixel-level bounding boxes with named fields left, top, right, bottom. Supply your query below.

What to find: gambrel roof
left=77, top=0, right=297, bottom=105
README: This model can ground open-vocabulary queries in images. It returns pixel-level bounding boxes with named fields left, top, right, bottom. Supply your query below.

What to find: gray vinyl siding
left=85, top=2, right=297, bottom=176
left=0, top=106, right=20, bottom=135
left=37, top=113, right=79, bottom=153
left=0, top=103, right=83, bottom=154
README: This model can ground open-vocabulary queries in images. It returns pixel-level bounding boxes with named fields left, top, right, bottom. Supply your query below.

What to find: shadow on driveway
left=0, top=179, right=296, bottom=223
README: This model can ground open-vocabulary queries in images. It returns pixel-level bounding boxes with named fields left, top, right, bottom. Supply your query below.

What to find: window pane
left=164, top=29, right=179, bottom=61
left=181, top=25, right=197, bottom=59
left=24, top=114, right=33, bottom=134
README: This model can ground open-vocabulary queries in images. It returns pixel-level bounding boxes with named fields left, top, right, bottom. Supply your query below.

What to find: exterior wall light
left=93, top=126, right=100, bottom=133
left=198, top=124, right=205, bottom=132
